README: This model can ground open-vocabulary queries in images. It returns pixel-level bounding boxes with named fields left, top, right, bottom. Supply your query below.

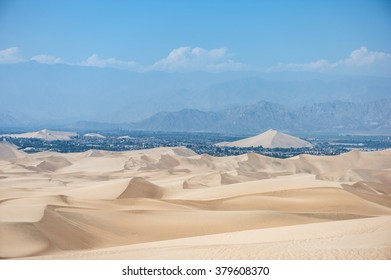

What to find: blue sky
left=0, top=0, right=390, bottom=73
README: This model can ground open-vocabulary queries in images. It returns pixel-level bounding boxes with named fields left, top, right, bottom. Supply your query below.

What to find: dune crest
left=216, top=129, right=313, bottom=148
left=118, top=177, right=164, bottom=199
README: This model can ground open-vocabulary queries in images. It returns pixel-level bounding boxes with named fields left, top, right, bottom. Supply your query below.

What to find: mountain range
left=132, top=99, right=391, bottom=134
left=1, top=61, right=391, bottom=125
left=1, top=99, right=390, bottom=134
left=1, top=61, right=391, bottom=134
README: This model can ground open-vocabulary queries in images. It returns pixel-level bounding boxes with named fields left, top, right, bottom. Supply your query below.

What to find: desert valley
left=1, top=3, right=391, bottom=280
left=1, top=139, right=390, bottom=260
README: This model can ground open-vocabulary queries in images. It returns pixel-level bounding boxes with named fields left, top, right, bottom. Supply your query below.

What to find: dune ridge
left=1, top=129, right=77, bottom=141
left=0, top=143, right=390, bottom=259
left=216, top=129, right=313, bottom=148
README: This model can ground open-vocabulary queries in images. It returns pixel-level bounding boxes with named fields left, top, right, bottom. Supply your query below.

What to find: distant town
left=1, top=130, right=390, bottom=158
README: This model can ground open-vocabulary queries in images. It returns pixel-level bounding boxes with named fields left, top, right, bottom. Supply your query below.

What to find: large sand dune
left=0, top=143, right=390, bottom=259
left=1, top=129, right=77, bottom=141
left=216, top=129, right=313, bottom=148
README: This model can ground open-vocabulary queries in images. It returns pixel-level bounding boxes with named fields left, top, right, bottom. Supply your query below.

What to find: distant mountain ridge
left=1, top=62, right=391, bottom=123
left=1, top=99, right=390, bottom=134
left=133, top=99, right=391, bottom=133
left=0, top=112, right=24, bottom=128
left=136, top=109, right=220, bottom=132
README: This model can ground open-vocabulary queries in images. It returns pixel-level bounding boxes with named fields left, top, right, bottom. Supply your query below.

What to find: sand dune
left=31, top=216, right=391, bottom=260
left=0, top=143, right=390, bottom=259
left=1, top=129, right=77, bottom=141
left=216, top=129, right=313, bottom=148
left=0, top=142, right=26, bottom=159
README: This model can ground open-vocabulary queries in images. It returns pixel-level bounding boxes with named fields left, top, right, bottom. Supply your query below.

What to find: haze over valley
left=1, top=61, right=391, bottom=134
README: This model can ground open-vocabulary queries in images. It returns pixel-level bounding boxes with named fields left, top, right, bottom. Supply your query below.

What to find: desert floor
left=1, top=143, right=390, bottom=259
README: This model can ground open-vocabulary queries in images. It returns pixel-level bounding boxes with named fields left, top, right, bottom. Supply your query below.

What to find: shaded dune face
left=0, top=145, right=390, bottom=259
left=0, top=142, right=26, bottom=159
left=117, top=177, right=164, bottom=199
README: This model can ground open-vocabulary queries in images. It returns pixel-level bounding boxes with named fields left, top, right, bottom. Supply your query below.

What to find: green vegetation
left=2, top=131, right=390, bottom=158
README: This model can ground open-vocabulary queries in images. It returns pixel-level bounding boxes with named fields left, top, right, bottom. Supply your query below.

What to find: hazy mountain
left=216, top=101, right=293, bottom=133
left=1, top=62, right=391, bottom=124
left=133, top=101, right=293, bottom=133
left=293, top=99, right=391, bottom=131
left=136, top=109, right=220, bottom=132
left=0, top=62, right=245, bottom=122
left=0, top=112, right=22, bottom=127
left=133, top=100, right=391, bottom=134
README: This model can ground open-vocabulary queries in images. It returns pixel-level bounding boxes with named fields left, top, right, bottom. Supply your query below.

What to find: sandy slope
left=0, top=143, right=390, bottom=259
left=1, top=129, right=77, bottom=141
left=216, top=129, right=313, bottom=148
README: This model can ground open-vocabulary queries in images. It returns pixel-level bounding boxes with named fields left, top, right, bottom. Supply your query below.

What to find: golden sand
left=0, top=144, right=390, bottom=259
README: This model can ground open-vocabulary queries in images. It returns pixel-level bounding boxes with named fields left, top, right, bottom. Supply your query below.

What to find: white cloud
left=267, top=47, right=391, bottom=73
left=0, top=47, right=64, bottom=65
left=0, top=47, right=24, bottom=64
left=80, top=54, right=140, bottom=71
left=0, top=46, right=246, bottom=72
left=78, top=47, right=245, bottom=72
left=31, top=54, right=63, bottom=64
left=339, top=46, right=391, bottom=66
left=149, top=46, right=246, bottom=72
